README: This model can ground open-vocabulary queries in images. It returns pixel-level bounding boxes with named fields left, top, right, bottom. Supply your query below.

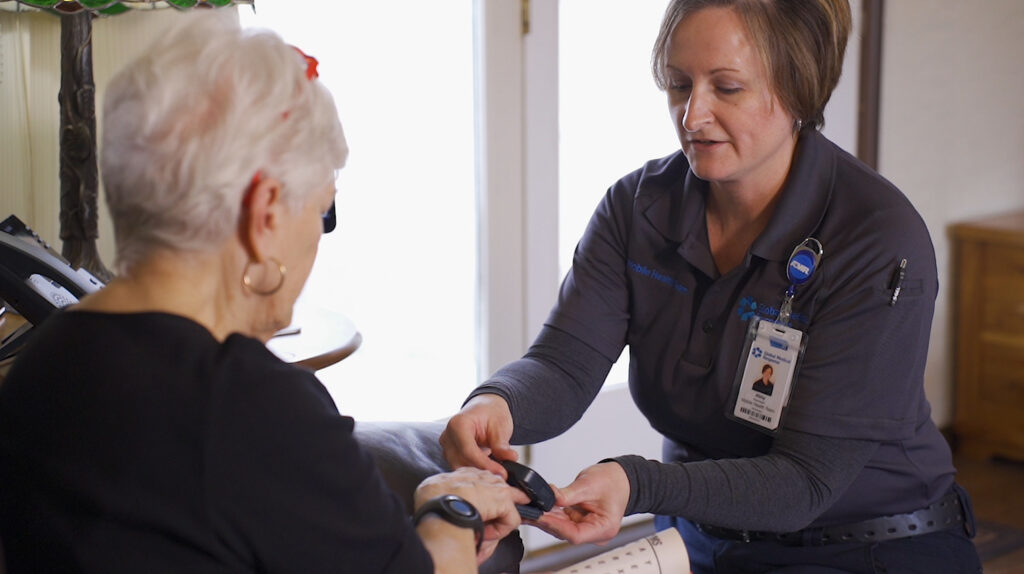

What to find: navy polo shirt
left=547, top=130, right=954, bottom=522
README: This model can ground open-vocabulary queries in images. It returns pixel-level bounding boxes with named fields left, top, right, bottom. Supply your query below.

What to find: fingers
left=559, top=462, right=630, bottom=509
left=476, top=538, right=499, bottom=565
left=551, top=479, right=595, bottom=510
left=528, top=507, right=581, bottom=542
left=486, top=430, right=518, bottom=466
left=508, top=487, right=532, bottom=507
left=483, top=504, right=523, bottom=542
left=531, top=506, right=619, bottom=545
left=440, top=417, right=507, bottom=477
left=416, top=467, right=527, bottom=530
left=440, top=394, right=515, bottom=478
left=550, top=482, right=575, bottom=508
left=524, top=462, right=630, bottom=545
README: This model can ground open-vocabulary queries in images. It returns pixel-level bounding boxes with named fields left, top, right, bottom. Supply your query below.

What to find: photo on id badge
left=732, top=319, right=803, bottom=432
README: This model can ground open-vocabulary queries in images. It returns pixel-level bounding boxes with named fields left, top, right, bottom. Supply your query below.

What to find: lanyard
left=778, top=238, right=823, bottom=325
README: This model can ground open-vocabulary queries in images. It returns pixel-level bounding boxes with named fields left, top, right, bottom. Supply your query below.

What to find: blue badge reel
left=778, top=238, right=823, bottom=326
left=787, top=243, right=820, bottom=285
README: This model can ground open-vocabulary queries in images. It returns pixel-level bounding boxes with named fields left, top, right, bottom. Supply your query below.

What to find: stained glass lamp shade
left=0, top=1, right=252, bottom=16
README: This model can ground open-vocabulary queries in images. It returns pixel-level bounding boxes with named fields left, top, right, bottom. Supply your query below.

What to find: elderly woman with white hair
left=0, top=13, right=526, bottom=574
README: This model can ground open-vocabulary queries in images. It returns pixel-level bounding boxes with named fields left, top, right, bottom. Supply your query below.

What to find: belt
left=696, top=491, right=965, bottom=546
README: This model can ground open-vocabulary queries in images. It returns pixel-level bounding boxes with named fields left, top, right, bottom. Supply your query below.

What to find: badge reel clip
left=493, top=457, right=555, bottom=520
left=779, top=238, right=823, bottom=325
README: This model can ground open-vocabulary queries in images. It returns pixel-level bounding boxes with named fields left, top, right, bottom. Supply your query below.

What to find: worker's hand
left=531, top=461, right=630, bottom=545
left=414, top=466, right=530, bottom=563
left=440, top=394, right=517, bottom=478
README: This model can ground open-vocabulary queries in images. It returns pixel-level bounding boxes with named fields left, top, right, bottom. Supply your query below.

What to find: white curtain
left=0, top=8, right=221, bottom=262
left=0, top=11, right=60, bottom=246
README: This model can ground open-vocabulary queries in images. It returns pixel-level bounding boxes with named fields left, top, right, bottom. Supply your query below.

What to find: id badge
left=728, top=318, right=807, bottom=433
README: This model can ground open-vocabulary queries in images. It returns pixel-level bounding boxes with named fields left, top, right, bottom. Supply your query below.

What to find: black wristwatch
left=412, top=494, right=484, bottom=551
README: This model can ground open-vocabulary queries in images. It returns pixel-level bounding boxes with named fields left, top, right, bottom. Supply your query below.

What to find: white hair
left=101, top=12, right=348, bottom=273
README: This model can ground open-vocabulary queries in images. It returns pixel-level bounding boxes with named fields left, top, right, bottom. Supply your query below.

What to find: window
left=241, top=2, right=478, bottom=422
left=558, top=0, right=680, bottom=386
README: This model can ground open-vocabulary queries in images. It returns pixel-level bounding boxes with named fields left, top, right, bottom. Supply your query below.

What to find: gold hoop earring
left=242, top=258, right=287, bottom=296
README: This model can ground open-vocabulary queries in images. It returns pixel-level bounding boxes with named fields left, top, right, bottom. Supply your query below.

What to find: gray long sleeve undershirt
left=469, top=325, right=879, bottom=533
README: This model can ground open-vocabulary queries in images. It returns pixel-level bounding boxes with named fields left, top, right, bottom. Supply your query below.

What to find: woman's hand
left=440, top=394, right=517, bottom=478
left=415, top=467, right=531, bottom=564
left=532, top=461, right=630, bottom=545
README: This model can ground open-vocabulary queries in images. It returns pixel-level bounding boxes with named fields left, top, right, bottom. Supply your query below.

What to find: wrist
left=597, top=458, right=633, bottom=514
left=415, top=513, right=476, bottom=548
left=465, top=392, right=510, bottom=414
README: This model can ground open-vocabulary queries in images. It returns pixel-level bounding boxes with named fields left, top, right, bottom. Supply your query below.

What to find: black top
left=0, top=311, right=432, bottom=574
left=473, top=131, right=956, bottom=530
left=751, top=379, right=774, bottom=396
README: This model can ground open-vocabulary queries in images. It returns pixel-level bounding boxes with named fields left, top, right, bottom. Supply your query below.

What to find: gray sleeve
left=612, top=428, right=879, bottom=532
left=467, top=325, right=613, bottom=445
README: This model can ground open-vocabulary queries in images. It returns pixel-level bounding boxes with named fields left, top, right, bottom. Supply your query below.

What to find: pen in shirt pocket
left=889, top=258, right=907, bottom=306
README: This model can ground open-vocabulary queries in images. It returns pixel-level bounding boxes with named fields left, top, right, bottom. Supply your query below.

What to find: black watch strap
left=412, top=494, right=484, bottom=552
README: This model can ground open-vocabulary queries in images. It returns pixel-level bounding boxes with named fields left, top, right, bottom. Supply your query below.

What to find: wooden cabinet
left=951, top=211, right=1024, bottom=461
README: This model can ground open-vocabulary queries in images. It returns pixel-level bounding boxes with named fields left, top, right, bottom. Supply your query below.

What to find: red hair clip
left=280, top=47, right=319, bottom=120
left=292, top=46, right=319, bottom=81
left=251, top=47, right=321, bottom=200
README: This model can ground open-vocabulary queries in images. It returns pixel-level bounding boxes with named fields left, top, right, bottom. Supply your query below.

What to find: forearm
left=613, top=429, right=879, bottom=532
left=416, top=517, right=476, bottom=574
left=469, top=325, right=614, bottom=444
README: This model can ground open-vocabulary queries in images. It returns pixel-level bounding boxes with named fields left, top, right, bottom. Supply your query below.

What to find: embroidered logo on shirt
left=738, top=296, right=759, bottom=321
left=738, top=295, right=810, bottom=325
left=627, top=260, right=689, bottom=294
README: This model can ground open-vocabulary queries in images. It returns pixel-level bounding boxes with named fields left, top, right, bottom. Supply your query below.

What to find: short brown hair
left=651, top=0, right=851, bottom=131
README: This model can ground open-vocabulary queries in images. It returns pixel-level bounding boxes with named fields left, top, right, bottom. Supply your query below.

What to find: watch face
left=447, top=497, right=476, bottom=518
left=414, top=495, right=484, bottom=552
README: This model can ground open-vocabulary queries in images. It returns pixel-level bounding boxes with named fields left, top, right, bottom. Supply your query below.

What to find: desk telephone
left=0, top=215, right=105, bottom=360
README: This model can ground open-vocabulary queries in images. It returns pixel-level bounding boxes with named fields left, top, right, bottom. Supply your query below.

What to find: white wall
left=877, top=0, right=1024, bottom=426
left=821, top=0, right=862, bottom=154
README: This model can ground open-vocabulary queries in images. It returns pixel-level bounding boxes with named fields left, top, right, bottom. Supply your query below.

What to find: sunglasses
left=294, top=45, right=336, bottom=235
left=322, top=201, right=336, bottom=234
